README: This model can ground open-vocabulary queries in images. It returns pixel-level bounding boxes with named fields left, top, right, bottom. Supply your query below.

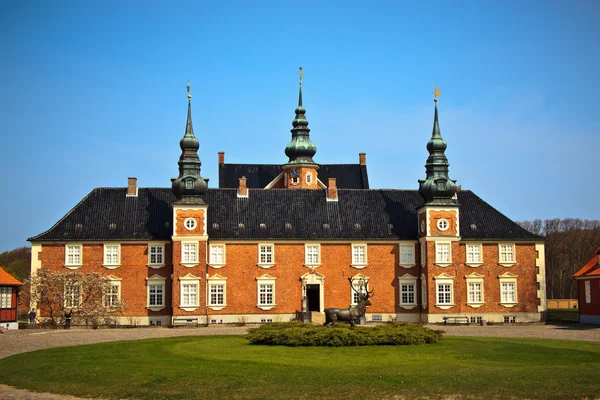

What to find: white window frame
left=306, top=172, right=313, bottom=185
left=437, top=218, right=449, bottom=232
left=148, top=243, right=165, bottom=268
left=350, top=275, right=369, bottom=305
left=434, top=274, right=454, bottom=309
left=146, top=274, right=167, bottom=311
left=398, top=274, right=417, bottom=309
left=104, top=277, right=122, bottom=308
left=184, top=218, right=197, bottom=231
left=103, top=244, right=121, bottom=268
left=256, top=274, right=276, bottom=310
left=207, top=275, right=227, bottom=310
left=498, top=243, right=516, bottom=266
left=257, top=244, right=274, bottom=267
left=209, top=244, right=226, bottom=267
left=465, top=273, right=485, bottom=308
left=351, top=243, right=367, bottom=268
left=435, top=242, right=452, bottom=267
left=585, top=280, right=591, bottom=304
left=64, top=281, right=81, bottom=309
left=179, top=274, right=200, bottom=311
left=65, top=243, right=83, bottom=269
left=465, top=243, right=483, bottom=266
left=305, top=243, right=321, bottom=266
left=399, top=243, right=416, bottom=267
left=181, top=242, right=198, bottom=266
left=0, top=287, right=12, bottom=308
left=498, top=273, right=518, bottom=307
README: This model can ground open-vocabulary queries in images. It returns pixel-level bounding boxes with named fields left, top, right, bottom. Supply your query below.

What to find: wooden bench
left=443, top=316, right=470, bottom=325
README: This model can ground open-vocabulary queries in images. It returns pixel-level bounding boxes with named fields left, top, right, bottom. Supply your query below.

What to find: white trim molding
left=304, top=243, right=321, bottom=267
left=351, top=243, right=368, bottom=269
left=148, top=243, right=166, bottom=269
left=399, top=243, right=416, bottom=268
left=434, top=241, right=452, bottom=267
left=498, top=243, right=516, bottom=267
left=208, top=243, right=226, bottom=268
left=465, top=243, right=483, bottom=267
left=181, top=241, right=199, bottom=267
left=146, top=274, right=167, bottom=312
left=103, top=243, right=121, bottom=269
left=179, top=273, right=201, bottom=312
left=64, top=242, right=83, bottom=269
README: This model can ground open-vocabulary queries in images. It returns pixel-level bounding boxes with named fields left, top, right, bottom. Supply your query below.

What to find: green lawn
left=0, top=335, right=598, bottom=400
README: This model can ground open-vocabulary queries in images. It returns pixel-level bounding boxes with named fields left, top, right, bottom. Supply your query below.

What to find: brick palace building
left=29, top=74, right=547, bottom=326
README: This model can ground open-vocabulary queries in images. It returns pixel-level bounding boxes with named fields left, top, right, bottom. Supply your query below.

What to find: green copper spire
left=284, top=67, right=317, bottom=165
left=418, top=90, right=457, bottom=205
left=172, top=81, right=208, bottom=203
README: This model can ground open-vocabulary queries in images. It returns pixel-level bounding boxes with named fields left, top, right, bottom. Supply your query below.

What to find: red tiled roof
left=573, top=247, right=600, bottom=278
left=0, top=267, right=22, bottom=285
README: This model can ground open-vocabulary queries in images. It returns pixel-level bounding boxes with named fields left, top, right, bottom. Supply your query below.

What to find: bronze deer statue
left=323, top=277, right=374, bottom=329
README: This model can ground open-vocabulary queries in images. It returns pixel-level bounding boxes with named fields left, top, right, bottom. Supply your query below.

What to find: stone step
left=311, top=312, right=325, bottom=324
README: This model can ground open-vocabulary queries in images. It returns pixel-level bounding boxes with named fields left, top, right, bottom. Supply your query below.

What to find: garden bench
left=443, top=316, right=470, bottom=325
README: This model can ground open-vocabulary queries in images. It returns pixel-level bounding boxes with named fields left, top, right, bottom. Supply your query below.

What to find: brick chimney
left=127, top=177, right=138, bottom=197
left=238, top=176, right=248, bottom=197
left=327, top=178, right=338, bottom=201
left=359, top=152, right=366, bottom=166
left=218, top=152, right=225, bottom=164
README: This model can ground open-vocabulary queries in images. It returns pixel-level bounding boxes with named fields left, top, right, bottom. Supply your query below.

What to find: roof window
left=75, top=223, right=83, bottom=232
left=108, top=223, right=117, bottom=231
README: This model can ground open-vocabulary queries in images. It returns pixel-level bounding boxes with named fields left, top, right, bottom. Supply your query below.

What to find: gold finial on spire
left=187, top=80, right=192, bottom=100
left=432, top=84, right=441, bottom=102
left=299, top=66, right=304, bottom=86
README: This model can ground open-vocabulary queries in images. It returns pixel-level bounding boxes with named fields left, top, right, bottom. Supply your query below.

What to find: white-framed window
left=146, top=275, right=166, bottom=311
left=209, top=244, right=226, bottom=266
left=305, top=244, right=320, bottom=265
left=470, top=316, right=483, bottom=324
left=398, top=274, right=417, bottom=308
left=181, top=283, right=198, bottom=308
left=0, top=287, right=11, bottom=308
left=103, top=244, right=120, bottom=267
left=104, top=281, right=121, bottom=307
left=258, top=244, right=274, bottom=266
left=184, top=218, right=197, bottom=231
left=207, top=275, right=227, bottom=310
left=464, top=273, right=485, bottom=308
left=65, top=244, right=82, bottom=267
left=148, top=244, right=165, bottom=267
left=64, top=281, right=81, bottom=308
left=434, top=274, right=454, bottom=309
left=352, top=244, right=367, bottom=267
left=350, top=276, right=369, bottom=305
left=498, top=273, right=518, bottom=307
left=437, top=218, right=449, bottom=232
left=400, top=244, right=415, bottom=266
left=585, top=280, right=591, bottom=304
left=499, top=244, right=516, bottom=265
left=504, top=316, right=516, bottom=323
left=466, top=244, right=483, bottom=265
left=181, top=242, right=198, bottom=265
left=306, top=172, right=313, bottom=185
left=435, top=242, right=452, bottom=266
left=256, top=275, right=276, bottom=310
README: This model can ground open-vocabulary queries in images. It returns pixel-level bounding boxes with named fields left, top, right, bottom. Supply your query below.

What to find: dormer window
left=306, top=172, right=313, bottom=185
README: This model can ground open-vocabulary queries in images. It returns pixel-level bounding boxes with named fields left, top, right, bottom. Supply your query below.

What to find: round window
left=437, top=218, right=449, bottom=231
left=184, top=218, right=197, bottom=231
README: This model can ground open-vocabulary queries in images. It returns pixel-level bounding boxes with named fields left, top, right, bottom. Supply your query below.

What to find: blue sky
left=1, top=1, right=599, bottom=252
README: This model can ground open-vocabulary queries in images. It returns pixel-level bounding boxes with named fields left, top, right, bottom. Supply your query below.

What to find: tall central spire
left=284, top=67, right=317, bottom=165
left=172, top=81, right=208, bottom=203
left=418, top=87, right=457, bottom=205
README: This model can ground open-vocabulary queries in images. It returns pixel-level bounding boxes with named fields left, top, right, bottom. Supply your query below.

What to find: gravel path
left=0, top=323, right=598, bottom=399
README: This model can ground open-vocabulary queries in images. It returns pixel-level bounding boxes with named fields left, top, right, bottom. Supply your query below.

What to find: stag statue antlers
left=323, top=277, right=374, bottom=329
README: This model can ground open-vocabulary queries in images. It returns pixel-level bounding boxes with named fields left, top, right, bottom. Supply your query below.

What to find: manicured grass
left=0, top=335, right=598, bottom=399
left=546, top=308, right=579, bottom=323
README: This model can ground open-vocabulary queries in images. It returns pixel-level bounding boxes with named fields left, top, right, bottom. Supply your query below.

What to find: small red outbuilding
left=0, top=267, right=22, bottom=330
left=573, top=247, right=600, bottom=324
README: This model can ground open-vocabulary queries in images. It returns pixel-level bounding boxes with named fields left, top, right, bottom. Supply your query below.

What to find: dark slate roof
left=219, top=163, right=369, bottom=189
left=29, top=188, right=542, bottom=242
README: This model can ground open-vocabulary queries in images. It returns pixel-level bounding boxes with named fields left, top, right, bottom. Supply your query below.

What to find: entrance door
left=306, top=284, right=320, bottom=312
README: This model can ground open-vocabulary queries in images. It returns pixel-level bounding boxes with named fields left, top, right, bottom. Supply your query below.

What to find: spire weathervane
left=432, top=84, right=441, bottom=102
left=187, top=80, right=192, bottom=100
left=299, top=66, right=304, bottom=86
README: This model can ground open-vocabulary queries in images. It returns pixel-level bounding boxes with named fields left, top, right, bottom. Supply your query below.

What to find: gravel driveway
left=0, top=323, right=598, bottom=400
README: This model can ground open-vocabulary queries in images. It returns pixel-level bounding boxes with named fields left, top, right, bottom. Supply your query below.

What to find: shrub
left=246, top=322, right=444, bottom=347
